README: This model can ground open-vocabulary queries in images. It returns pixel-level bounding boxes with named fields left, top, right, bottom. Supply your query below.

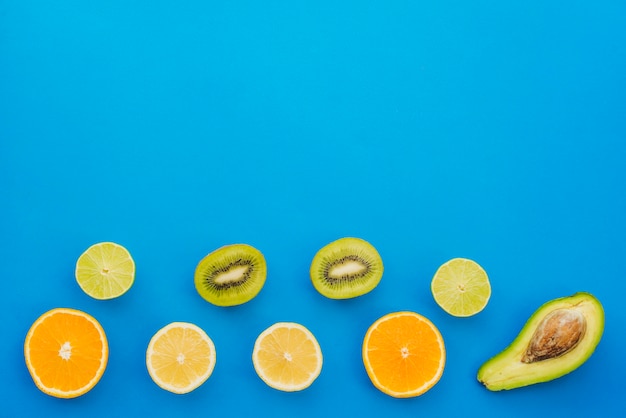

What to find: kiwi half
left=194, top=244, right=267, bottom=307
left=310, top=237, right=383, bottom=299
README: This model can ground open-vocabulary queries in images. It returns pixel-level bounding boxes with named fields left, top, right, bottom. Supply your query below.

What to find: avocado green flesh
left=477, top=292, right=604, bottom=391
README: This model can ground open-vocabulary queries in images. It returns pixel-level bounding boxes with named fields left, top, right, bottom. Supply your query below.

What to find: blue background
left=2, top=1, right=625, bottom=417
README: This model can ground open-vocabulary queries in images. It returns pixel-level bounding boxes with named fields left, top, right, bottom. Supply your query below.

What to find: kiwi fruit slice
left=194, top=244, right=267, bottom=307
left=310, top=237, right=383, bottom=299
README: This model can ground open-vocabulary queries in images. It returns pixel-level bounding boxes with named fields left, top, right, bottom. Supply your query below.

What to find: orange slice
left=24, top=308, right=109, bottom=398
left=362, top=311, right=445, bottom=398
left=146, top=322, right=216, bottom=394
left=252, top=322, right=323, bottom=392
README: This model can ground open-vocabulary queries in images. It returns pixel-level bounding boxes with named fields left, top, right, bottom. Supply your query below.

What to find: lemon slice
left=252, top=322, right=323, bottom=392
left=75, top=242, right=135, bottom=300
left=431, top=258, right=491, bottom=317
left=146, top=322, right=216, bottom=394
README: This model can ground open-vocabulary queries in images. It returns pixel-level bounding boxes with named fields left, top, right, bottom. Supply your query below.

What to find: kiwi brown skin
left=310, top=237, right=383, bottom=299
left=194, top=244, right=267, bottom=307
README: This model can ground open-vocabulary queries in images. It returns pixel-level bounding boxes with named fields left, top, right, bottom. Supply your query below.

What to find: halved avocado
left=477, top=292, right=604, bottom=391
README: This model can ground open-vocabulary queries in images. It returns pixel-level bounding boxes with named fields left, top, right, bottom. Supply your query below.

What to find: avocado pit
left=522, top=308, right=586, bottom=363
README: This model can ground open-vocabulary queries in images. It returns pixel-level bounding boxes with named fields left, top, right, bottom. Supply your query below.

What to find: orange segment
left=362, top=311, right=445, bottom=398
left=24, top=308, right=109, bottom=398
left=146, top=322, right=216, bottom=394
left=252, top=322, right=323, bottom=392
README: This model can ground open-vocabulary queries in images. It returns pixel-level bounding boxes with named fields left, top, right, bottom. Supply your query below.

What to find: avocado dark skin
left=477, top=292, right=604, bottom=391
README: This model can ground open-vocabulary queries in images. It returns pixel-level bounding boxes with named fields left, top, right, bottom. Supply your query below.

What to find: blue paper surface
left=2, top=1, right=625, bottom=417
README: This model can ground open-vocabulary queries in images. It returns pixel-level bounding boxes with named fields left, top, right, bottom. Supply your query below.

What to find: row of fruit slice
left=74, top=238, right=386, bottom=304
left=29, top=239, right=493, bottom=399
left=24, top=308, right=445, bottom=398
left=76, top=240, right=492, bottom=317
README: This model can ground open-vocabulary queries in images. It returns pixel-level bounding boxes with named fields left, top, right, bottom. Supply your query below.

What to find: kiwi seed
left=310, top=237, right=383, bottom=299
left=194, top=244, right=267, bottom=307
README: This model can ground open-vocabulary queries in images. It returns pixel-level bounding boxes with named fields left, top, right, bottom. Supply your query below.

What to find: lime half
left=431, top=258, right=491, bottom=317
left=75, top=242, right=135, bottom=300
